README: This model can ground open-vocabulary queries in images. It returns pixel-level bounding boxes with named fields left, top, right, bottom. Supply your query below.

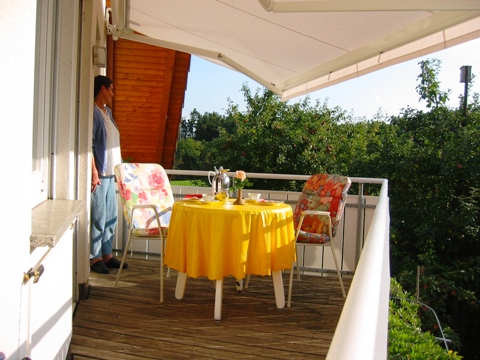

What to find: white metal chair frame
left=114, top=204, right=170, bottom=302
left=113, top=163, right=173, bottom=303
left=287, top=210, right=347, bottom=308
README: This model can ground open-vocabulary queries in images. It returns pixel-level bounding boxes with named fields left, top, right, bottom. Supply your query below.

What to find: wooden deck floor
left=69, top=258, right=350, bottom=360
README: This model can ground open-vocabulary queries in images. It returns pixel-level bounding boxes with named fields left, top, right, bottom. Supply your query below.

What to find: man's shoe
left=105, top=257, right=128, bottom=269
left=90, top=260, right=110, bottom=274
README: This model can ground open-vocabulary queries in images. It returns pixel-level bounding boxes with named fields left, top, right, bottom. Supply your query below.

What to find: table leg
left=245, top=274, right=251, bottom=289
left=272, top=271, right=285, bottom=309
left=214, top=278, right=224, bottom=321
left=175, top=272, right=187, bottom=300
left=235, top=278, right=243, bottom=292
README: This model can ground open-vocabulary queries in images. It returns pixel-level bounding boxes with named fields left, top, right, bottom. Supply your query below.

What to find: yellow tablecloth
left=164, top=200, right=296, bottom=280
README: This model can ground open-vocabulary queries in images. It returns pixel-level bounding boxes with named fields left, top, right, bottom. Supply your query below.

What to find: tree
left=176, top=109, right=235, bottom=172
left=180, top=109, right=235, bottom=142
left=174, top=137, right=204, bottom=170
left=416, top=59, right=450, bottom=109
left=387, top=60, right=480, bottom=357
left=211, top=85, right=355, bottom=190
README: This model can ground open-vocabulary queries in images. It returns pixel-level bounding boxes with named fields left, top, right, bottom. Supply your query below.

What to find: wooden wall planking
left=108, top=35, right=190, bottom=167
left=163, top=51, right=191, bottom=166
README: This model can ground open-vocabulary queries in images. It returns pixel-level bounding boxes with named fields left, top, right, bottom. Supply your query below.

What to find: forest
left=174, top=60, right=480, bottom=359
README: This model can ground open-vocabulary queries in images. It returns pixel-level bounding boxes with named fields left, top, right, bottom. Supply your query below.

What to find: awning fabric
left=108, top=0, right=480, bottom=100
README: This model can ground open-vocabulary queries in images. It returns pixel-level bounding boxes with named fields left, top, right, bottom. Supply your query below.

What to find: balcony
left=70, top=171, right=389, bottom=359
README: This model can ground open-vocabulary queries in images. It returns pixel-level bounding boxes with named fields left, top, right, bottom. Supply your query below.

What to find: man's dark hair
left=94, top=75, right=113, bottom=98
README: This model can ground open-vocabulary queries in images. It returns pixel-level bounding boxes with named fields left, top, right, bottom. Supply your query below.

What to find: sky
left=182, top=38, right=480, bottom=120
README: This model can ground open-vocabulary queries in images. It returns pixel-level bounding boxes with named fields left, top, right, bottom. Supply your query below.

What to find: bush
left=389, top=278, right=462, bottom=359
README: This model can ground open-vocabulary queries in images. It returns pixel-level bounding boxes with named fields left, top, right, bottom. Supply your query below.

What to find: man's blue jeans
left=90, top=175, right=117, bottom=260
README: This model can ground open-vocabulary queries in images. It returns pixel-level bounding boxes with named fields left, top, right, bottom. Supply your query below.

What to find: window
left=32, top=0, right=57, bottom=207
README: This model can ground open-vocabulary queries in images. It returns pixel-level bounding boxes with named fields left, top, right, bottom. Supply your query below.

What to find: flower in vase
left=232, top=170, right=247, bottom=190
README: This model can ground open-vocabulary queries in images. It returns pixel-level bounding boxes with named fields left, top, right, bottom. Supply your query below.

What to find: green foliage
left=180, top=109, right=235, bottom=141
left=170, top=180, right=195, bottom=186
left=174, top=137, right=204, bottom=170
left=211, top=85, right=356, bottom=190
left=384, top=60, right=480, bottom=358
left=389, top=279, right=462, bottom=359
left=416, top=59, right=450, bottom=109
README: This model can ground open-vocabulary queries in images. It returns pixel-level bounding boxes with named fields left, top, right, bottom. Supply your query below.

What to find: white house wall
left=0, top=1, right=37, bottom=358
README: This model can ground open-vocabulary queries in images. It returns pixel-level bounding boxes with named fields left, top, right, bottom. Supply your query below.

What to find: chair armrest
left=132, top=204, right=172, bottom=219
left=301, top=210, right=330, bottom=216
left=296, top=210, right=332, bottom=237
left=157, top=206, right=172, bottom=217
left=130, top=204, right=171, bottom=216
left=129, top=204, right=172, bottom=229
left=131, top=204, right=157, bottom=210
left=297, top=210, right=331, bottom=228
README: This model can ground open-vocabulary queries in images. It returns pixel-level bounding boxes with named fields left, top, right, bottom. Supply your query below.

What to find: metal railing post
left=355, top=183, right=365, bottom=267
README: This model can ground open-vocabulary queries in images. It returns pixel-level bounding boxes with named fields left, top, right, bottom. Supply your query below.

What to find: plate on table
left=183, top=194, right=203, bottom=200
left=256, top=200, right=285, bottom=206
left=180, top=198, right=220, bottom=205
left=181, top=198, right=202, bottom=202
left=199, top=200, right=220, bottom=205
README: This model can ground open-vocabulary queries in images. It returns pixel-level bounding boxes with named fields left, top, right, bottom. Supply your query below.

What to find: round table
left=164, top=199, right=296, bottom=320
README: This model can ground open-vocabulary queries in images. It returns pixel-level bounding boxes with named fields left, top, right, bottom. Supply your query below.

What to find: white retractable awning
left=108, top=0, right=480, bottom=100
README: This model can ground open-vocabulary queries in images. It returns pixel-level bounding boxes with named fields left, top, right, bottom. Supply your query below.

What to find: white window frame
left=32, top=0, right=57, bottom=207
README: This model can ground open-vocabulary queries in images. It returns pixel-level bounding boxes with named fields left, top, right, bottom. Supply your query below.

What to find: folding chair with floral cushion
left=114, top=163, right=174, bottom=302
left=287, top=174, right=351, bottom=307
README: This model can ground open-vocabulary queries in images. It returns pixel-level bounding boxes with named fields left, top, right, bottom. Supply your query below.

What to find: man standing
left=90, top=75, right=127, bottom=274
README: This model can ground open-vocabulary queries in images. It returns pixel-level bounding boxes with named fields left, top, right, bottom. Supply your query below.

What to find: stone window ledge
left=31, top=199, right=84, bottom=248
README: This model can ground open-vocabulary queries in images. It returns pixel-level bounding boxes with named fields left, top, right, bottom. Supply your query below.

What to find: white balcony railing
left=114, top=170, right=390, bottom=359
left=327, top=178, right=390, bottom=360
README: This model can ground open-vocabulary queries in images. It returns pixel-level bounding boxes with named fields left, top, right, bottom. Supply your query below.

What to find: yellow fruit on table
left=216, top=192, right=227, bottom=201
